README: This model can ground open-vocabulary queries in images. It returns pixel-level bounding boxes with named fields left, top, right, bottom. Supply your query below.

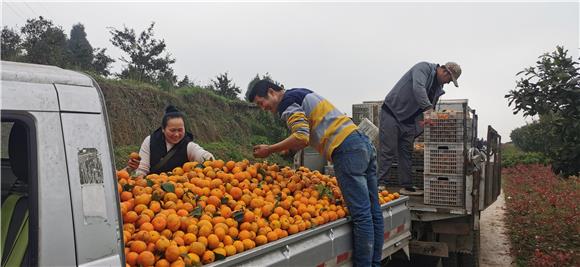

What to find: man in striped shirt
left=246, top=78, right=384, bottom=267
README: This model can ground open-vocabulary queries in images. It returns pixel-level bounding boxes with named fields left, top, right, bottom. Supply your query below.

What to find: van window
left=1, top=117, right=37, bottom=266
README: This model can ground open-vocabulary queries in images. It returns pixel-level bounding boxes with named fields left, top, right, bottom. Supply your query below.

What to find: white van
left=1, top=61, right=124, bottom=266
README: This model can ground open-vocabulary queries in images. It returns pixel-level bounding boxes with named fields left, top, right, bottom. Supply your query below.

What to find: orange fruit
left=124, top=211, right=139, bottom=223
left=155, top=259, right=170, bottom=267
left=126, top=251, right=139, bottom=266
left=117, top=169, right=130, bottom=180
left=130, top=240, right=147, bottom=253
left=233, top=240, right=245, bottom=253
left=120, top=191, right=133, bottom=202
left=242, top=239, right=255, bottom=250
left=214, top=227, right=226, bottom=241
left=189, top=241, right=206, bottom=256
left=202, top=250, right=215, bottom=264
left=243, top=211, right=255, bottom=223
left=207, top=234, right=220, bottom=249
left=137, top=251, right=155, bottom=266
left=155, top=236, right=171, bottom=252
left=255, top=235, right=268, bottom=245
left=238, top=230, right=252, bottom=241
left=170, top=259, right=185, bottom=267
left=166, top=214, right=181, bottom=232
left=151, top=216, right=167, bottom=232
left=225, top=161, right=236, bottom=171
left=165, top=245, right=181, bottom=262
left=183, top=233, right=197, bottom=245
left=266, top=231, right=278, bottom=242
left=130, top=152, right=141, bottom=160
left=210, top=159, right=224, bottom=169
left=184, top=253, right=201, bottom=266
left=206, top=195, right=221, bottom=207
left=229, top=187, right=243, bottom=200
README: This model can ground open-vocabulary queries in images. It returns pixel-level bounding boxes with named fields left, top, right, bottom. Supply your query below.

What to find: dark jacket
left=149, top=128, right=193, bottom=174
left=383, top=62, right=445, bottom=135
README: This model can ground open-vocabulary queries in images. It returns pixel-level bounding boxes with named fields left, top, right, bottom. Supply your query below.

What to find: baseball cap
left=443, top=62, right=462, bottom=87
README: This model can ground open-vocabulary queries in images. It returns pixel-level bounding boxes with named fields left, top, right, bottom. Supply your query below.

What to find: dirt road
left=479, top=191, right=515, bottom=267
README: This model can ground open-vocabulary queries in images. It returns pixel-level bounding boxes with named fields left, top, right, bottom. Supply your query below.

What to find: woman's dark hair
left=246, top=79, right=283, bottom=102
left=162, top=105, right=185, bottom=128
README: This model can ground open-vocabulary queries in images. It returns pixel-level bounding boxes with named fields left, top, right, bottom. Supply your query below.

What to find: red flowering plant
left=503, top=164, right=579, bottom=266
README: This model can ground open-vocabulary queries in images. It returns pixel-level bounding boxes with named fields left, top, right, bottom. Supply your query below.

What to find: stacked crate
left=423, top=100, right=474, bottom=207
left=382, top=137, right=425, bottom=188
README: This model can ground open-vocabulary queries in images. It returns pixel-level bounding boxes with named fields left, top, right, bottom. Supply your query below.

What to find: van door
left=56, top=84, right=123, bottom=266
left=1, top=79, right=77, bottom=266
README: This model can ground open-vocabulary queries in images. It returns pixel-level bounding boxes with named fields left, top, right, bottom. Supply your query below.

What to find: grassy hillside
left=93, top=76, right=291, bottom=169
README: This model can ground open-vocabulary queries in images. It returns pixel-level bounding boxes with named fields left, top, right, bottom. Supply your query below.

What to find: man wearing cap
left=378, top=62, right=461, bottom=195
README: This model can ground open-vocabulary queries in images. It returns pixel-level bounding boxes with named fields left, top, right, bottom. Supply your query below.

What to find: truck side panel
left=207, top=197, right=411, bottom=267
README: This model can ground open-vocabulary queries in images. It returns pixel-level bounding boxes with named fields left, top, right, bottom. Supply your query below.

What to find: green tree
left=1, top=26, right=22, bottom=60
left=20, top=16, right=70, bottom=67
left=108, top=22, right=176, bottom=85
left=178, top=75, right=194, bottom=88
left=92, top=48, right=115, bottom=76
left=509, top=121, right=548, bottom=154
left=211, top=72, right=241, bottom=99
left=67, top=23, right=93, bottom=70
left=505, top=46, right=580, bottom=176
left=157, top=68, right=178, bottom=91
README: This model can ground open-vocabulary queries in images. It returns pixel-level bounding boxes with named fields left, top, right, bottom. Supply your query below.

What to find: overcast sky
left=2, top=1, right=578, bottom=141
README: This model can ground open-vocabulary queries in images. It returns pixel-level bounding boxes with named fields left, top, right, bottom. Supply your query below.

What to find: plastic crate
left=392, top=146, right=424, bottom=167
left=382, top=165, right=424, bottom=187
left=424, top=111, right=474, bottom=144
left=424, top=143, right=464, bottom=175
left=424, top=174, right=464, bottom=207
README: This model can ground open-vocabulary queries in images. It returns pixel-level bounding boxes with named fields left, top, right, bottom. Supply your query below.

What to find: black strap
left=151, top=145, right=180, bottom=173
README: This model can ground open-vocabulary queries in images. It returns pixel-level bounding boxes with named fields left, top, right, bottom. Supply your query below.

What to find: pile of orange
left=117, top=159, right=399, bottom=267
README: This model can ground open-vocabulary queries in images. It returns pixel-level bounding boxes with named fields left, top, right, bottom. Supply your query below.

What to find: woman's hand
left=127, top=152, right=141, bottom=171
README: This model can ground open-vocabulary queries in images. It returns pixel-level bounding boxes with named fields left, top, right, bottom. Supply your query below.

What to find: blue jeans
left=332, top=131, right=384, bottom=267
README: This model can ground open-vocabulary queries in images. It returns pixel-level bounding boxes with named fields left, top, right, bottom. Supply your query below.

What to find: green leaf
left=196, top=163, right=205, bottom=169
left=190, top=206, right=203, bottom=218
left=215, top=252, right=226, bottom=261
left=122, top=184, right=134, bottom=192
left=146, top=178, right=154, bottom=187
left=258, top=168, right=267, bottom=178
left=152, top=192, right=161, bottom=201
left=232, top=210, right=245, bottom=224
left=161, top=182, right=175, bottom=193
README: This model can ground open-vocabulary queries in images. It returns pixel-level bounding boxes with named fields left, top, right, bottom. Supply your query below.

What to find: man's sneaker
left=378, top=184, right=388, bottom=192
left=400, top=186, right=424, bottom=196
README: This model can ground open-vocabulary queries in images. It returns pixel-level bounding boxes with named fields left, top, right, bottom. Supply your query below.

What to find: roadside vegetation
left=503, top=46, right=579, bottom=266
left=503, top=164, right=579, bottom=267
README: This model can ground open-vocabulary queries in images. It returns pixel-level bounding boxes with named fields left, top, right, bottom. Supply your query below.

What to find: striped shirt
left=278, top=88, right=358, bottom=160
